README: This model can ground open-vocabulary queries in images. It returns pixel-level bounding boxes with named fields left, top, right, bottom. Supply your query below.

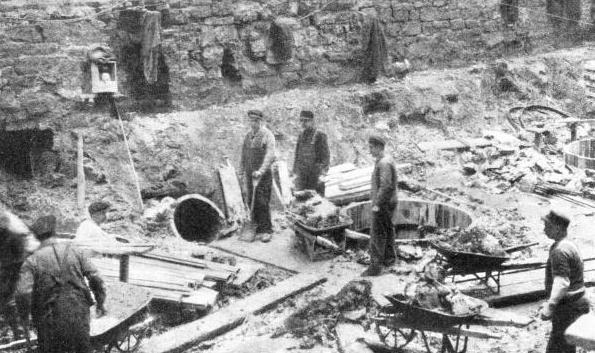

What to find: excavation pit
left=344, top=198, right=474, bottom=239
left=564, top=138, right=595, bottom=170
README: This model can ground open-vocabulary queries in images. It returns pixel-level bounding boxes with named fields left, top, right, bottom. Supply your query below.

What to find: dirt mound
left=283, top=280, right=374, bottom=345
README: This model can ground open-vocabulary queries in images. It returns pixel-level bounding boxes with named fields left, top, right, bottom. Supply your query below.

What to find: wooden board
left=418, top=138, right=492, bottom=151
left=275, top=160, right=292, bottom=206
left=218, top=163, right=247, bottom=222
left=565, top=313, right=595, bottom=350
left=137, top=273, right=327, bottom=353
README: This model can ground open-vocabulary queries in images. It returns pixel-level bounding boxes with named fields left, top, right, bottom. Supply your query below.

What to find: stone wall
left=0, top=0, right=593, bottom=124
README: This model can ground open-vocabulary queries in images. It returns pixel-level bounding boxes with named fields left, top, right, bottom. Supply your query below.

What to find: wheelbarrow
left=373, top=294, right=499, bottom=353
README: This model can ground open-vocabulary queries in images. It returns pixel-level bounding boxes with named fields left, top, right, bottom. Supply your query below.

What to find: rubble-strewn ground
left=4, top=44, right=595, bottom=352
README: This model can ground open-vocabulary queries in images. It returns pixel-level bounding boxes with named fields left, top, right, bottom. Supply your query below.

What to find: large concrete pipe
left=171, top=194, right=225, bottom=242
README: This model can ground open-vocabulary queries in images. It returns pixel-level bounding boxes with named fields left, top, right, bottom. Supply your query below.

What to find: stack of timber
left=325, top=163, right=411, bottom=205
left=91, top=250, right=240, bottom=310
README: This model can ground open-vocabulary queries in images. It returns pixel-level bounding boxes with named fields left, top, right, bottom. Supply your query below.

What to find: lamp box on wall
left=85, top=61, right=118, bottom=94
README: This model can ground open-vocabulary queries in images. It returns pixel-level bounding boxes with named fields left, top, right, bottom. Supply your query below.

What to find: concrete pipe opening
left=172, top=194, right=225, bottom=243
left=564, top=139, right=595, bottom=170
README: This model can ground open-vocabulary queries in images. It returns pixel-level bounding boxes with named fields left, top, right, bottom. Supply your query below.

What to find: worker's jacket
left=293, top=128, right=330, bottom=177
left=16, top=239, right=105, bottom=324
left=371, top=154, right=398, bottom=212
left=240, top=126, right=276, bottom=176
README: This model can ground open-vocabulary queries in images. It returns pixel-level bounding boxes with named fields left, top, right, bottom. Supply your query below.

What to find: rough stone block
left=422, top=24, right=435, bottom=34
left=409, top=9, right=420, bottom=20
left=391, top=2, right=413, bottom=11
left=433, top=20, right=450, bottom=28
left=402, top=21, right=422, bottom=35
left=168, top=9, right=189, bottom=24
left=201, top=45, right=224, bottom=69
left=465, top=19, right=481, bottom=28
left=204, top=16, right=234, bottom=26
left=420, top=7, right=439, bottom=21
left=187, top=5, right=213, bottom=19
left=181, top=63, right=207, bottom=85
left=248, top=37, right=267, bottom=59
left=232, top=2, right=263, bottom=23
left=385, top=23, right=402, bottom=36
left=211, top=0, right=233, bottom=16
left=451, top=18, right=465, bottom=29
left=434, top=0, right=446, bottom=6
left=393, top=9, right=409, bottom=21
left=1, top=26, right=44, bottom=43
left=190, top=0, right=212, bottom=4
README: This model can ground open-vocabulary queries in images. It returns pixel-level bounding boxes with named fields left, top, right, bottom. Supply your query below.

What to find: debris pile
left=401, top=262, right=488, bottom=316
left=431, top=226, right=508, bottom=257
left=283, top=280, right=374, bottom=347
left=289, top=190, right=351, bottom=229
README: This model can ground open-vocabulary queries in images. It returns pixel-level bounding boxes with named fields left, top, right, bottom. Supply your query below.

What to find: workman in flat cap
left=16, top=215, right=107, bottom=353
left=293, top=110, right=330, bottom=195
left=540, top=209, right=590, bottom=353
left=240, top=110, right=277, bottom=242
left=75, top=201, right=111, bottom=242
left=362, top=134, right=398, bottom=276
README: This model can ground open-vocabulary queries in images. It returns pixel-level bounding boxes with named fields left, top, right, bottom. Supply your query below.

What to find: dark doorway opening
left=120, top=43, right=171, bottom=109
left=0, top=129, right=54, bottom=178
left=220, top=48, right=242, bottom=84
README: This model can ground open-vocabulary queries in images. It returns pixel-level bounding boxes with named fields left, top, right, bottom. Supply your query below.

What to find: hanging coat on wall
left=362, top=16, right=388, bottom=83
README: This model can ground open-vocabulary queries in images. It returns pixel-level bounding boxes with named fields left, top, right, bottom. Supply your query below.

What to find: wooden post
left=119, top=255, right=130, bottom=283
left=77, top=133, right=86, bottom=215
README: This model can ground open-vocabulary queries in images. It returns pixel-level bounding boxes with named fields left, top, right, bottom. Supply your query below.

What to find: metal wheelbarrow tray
left=384, top=294, right=478, bottom=328
left=430, top=241, right=510, bottom=272
left=294, top=218, right=353, bottom=236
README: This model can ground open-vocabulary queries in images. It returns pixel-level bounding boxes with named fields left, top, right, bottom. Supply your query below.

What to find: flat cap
left=300, top=110, right=314, bottom=120
left=368, top=134, right=386, bottom=147
left=542, top=209, right=570, bottom=227
left=30, top=215, right=56, bottom=238
left=89, top=201, right=111, bottom=214
left=247, top=109, right=264, bottom=119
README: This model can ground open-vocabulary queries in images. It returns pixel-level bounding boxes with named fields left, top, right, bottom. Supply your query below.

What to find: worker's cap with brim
left=89, top=201, right=111, bottom=214
left=368, top=134, right=386, bottom=147
left=30, top=215, right=57, bottom=238
left=542, top=209, right=570, bottom=227
left=300, top=110, right=314, bottom=120
left=247, top=109, right=264, bottom=120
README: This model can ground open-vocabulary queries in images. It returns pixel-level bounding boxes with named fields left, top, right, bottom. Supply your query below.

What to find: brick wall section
left=0, top=0, right=593, bottom=121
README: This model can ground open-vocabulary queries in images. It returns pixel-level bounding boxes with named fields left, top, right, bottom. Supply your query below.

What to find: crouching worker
left=540, top=209, right=590, bottom=353
left=16, top=215, right=107, bottom=353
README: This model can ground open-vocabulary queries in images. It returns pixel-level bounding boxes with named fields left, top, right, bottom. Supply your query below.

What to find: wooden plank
left=275, top=160, right=292, bottom=206
left=474, top=308, right=533, bottom=327
left=218, top=162, right=248, bottom=223
left=138, top=273, right=327, bottom=353
left=327, top=163, right=357, bottom=175
left=565, top=313, right=595, bottom=350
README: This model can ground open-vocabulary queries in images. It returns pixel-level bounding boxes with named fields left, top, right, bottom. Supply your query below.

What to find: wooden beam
left=137, top=273, right=327, bottom=353
left=76, top=132, right=86, bottom=216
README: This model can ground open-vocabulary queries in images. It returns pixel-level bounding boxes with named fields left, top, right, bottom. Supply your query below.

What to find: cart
left=90, top=295, right=153, bottom=353
left=430, top=241, right=538, bottom=294
left=373, top=294, right=501, bottom=353
left=289, top=214, right=352, bottom=261
left=0, top=282, right=154, bottom=353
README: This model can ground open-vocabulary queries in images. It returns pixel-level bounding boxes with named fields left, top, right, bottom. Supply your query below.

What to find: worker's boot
left=361, top=264, right=381, bottom=277
left=259, top=232, right=272, bottom=243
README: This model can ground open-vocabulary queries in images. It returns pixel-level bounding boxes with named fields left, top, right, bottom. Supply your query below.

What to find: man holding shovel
left=240, top=110, right=276, bottom=242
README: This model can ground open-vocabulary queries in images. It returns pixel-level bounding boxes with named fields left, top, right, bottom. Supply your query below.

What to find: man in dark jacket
left=362, top=134, right=397, bottom=277
left=293, top=110, right=330, bottom=195
left=240, top=110, right=276, bottom=242
left=540, top=209, right=590, bottom=353
left=16, top=215, right=107, bottom=353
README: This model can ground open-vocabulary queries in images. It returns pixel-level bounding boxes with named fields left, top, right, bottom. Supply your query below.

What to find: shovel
left=240, top=175, right=261, bottom=242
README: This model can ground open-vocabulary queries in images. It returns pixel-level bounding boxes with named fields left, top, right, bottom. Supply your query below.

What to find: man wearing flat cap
left=16, top=215, right=107, bottom=353
left=363, top=134, right=398, bottom=276
left=75, top=201, right=111, bottom=242
left=540, top=209, right=590, bottom=353
left=293, top=110, right=330, bottom=195
left=240, top=110, right=277, bottom=242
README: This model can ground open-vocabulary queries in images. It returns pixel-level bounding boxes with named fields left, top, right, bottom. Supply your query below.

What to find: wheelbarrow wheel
left=109, top=330, right=143, bottom=353
left=375, top=318, right=417, bottom=350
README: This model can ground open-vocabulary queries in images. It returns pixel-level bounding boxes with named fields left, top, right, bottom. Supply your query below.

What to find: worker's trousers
left=369, top=207, right=396, bottom=267
left=246, top=170, right=273, bottom=234
left=546, top=294, right=590, bottom=353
